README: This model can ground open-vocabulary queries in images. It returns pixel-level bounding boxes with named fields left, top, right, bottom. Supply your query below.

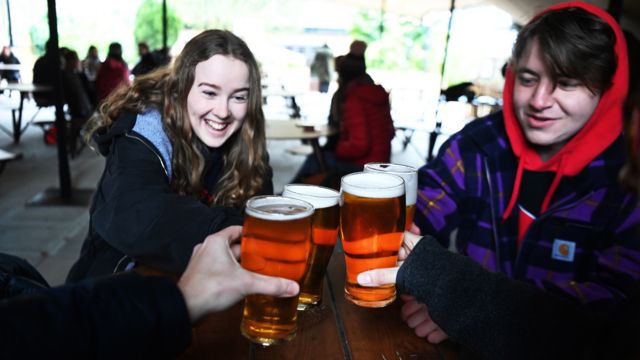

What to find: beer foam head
left=341, top=172, right=405, bottom=199
left=364, top=163, right=417, bottom=205
left=283, top=184, right=340, bottom=209
left=246, top=195, right=314, bottom=221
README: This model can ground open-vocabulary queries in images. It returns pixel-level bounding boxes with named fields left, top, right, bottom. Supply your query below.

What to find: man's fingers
left=220, top=226, right=243, bottom=244
left=401, top=300, right=425, bottom=321
left=405, top=309, right=429, bottom=328
left=357, top=267, right=398, bottom=287
left=399, top=294, right=416, bottom=302
left=230, top=244, right=241, bottom=259
left=427, top=330, right=448, bottom=344
left=245, top=273, right=299, bottom=298
left=191, top=243, right=203, bottom=257
left=414, top=318, right=438, bottom=337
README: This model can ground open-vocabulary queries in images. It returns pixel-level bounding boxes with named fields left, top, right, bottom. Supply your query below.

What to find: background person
left=293, top=40, right=394, bottom=188
left=66, top=30, right=272, bottom=283
left=0, top=45, right=20, bottom=84
left=131, top=41, right=160, bottom=77
left=310, top=44, right=333, bottom=93
left=95, top=42, right=130, bottom=102
left=82, top=45, right=101, bottom=106
left=358, top=3, right=639, bottom=359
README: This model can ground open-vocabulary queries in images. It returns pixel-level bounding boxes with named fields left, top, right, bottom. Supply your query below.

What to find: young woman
left=358, top=3, right=639, bottom=359
left=67, top=30, right=272, bottom=282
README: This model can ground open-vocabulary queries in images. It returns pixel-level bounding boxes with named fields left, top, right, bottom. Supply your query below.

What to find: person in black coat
left=1, top=227, right=299, bottom=358
left=0, top=45, right=20, bottom=83
left=131, top=42, right=159, bottom=77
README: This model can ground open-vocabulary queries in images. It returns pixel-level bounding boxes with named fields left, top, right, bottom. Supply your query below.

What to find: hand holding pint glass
left=240, top=196, right=314, bottom=345
left=283, top=184, right=340, bottom=310
left=364, top=163, right=417, bottom=230
left=340, top=172, right=405, bottom=307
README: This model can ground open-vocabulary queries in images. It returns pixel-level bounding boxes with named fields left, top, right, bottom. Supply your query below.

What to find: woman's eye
left=233, top=94, right=248, bottom=102
left=203, top=90, right=217, bottom=97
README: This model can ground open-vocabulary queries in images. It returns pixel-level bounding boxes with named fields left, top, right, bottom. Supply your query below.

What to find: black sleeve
left=396, top=237, right=603, bottom=360
left=93, top=136, right=243, bottom=273
left=0, top=273, right=192, bottom=359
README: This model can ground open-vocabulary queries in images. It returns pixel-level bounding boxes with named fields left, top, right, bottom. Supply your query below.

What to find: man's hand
left=400, top=295, right=449, bottom=343
left=357, top=231, right=422, bottom=286
left=178, top=226, right=299, bottom=323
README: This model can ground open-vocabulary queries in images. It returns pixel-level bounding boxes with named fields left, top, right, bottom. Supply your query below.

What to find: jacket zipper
left=483, top=157, right=503, bottom=272
left=124, top=133, right=169, bottom=178
left=111, top=133, right=169, bottom=274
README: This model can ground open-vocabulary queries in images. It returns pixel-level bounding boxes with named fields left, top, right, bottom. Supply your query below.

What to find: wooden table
left=0, top=83, right=52, bottom=143
left=178, top=247, right=466, bottom=359
left=266, top=120, right=336, bottom=172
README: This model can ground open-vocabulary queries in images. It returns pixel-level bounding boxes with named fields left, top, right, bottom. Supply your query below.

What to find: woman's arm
left=92, top=136, right=243, bottom=273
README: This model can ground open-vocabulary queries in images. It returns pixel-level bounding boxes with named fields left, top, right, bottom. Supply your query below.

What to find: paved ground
left=0, top=95, right=429, bottom=286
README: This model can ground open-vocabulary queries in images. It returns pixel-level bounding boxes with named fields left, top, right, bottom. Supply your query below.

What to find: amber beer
left=364, top=163, right=417, bottom=230
left=240, top=196, right=314, bottom=345
left=283, top=184, right=340, bottom=310
left=340, top=172, right=405, bottom=307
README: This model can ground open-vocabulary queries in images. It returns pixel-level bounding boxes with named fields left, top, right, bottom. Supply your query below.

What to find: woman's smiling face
left=187, top=54, right=250, bottom=148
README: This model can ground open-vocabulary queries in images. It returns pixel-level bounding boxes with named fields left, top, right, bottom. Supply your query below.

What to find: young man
left=358, top=3, right=639, bottom=359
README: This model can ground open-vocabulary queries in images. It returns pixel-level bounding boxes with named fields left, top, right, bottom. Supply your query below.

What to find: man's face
left=513, top=39, right=601, bottom=160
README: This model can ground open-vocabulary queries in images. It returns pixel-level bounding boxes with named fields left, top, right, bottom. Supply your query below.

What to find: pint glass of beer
left=240, top=196, right=314, bottom=345
left=283, top=184, right=340, bottom=310
left=340, top=172, right=405, bottom=307
left=364, top=163, right=417, bottom=230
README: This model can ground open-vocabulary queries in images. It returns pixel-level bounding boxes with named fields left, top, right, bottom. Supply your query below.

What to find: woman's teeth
left=205, top=119, right=228, bottom=131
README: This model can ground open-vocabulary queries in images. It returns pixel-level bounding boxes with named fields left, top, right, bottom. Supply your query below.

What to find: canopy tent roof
left=329, top=0, right=639, bottom=37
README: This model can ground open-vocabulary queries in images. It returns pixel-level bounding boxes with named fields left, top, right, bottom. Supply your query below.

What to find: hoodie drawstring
left=540, top=155, right=566, bottom=213
left=503, top=157, right=525, bottom=220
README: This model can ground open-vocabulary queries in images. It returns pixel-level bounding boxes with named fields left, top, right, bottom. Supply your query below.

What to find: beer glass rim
left=283, top=184, right=340, bottom=209
left=341, top=172, right=405, bottom=198
left=364, top=162, right=417, bottom=175
left=245, top=195, right=314, bottom=221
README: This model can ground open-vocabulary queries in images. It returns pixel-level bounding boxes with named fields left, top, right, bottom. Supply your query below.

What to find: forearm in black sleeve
left=396, top=237, right=597, bottom=360
left=0, top=273, right=192, bottom=359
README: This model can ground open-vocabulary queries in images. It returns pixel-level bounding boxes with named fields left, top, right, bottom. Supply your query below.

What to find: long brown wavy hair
left=85, top=29, right=270, bottom=207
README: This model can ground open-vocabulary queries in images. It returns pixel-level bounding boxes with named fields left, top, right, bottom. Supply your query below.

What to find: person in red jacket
left=293, top=41, right=394, bottom=188
left=95, top=42, right=130, bottom=101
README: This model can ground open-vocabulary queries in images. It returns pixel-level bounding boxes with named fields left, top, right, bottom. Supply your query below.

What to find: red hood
left=501, top=2, right=629, bottom=218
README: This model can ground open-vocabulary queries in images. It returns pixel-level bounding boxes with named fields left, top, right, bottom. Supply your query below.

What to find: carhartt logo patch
left=552, top=239, right=576, bottom=262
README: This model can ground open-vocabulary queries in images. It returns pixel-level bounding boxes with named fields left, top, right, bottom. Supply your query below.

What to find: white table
left=0, top=83, right=52, bottom=143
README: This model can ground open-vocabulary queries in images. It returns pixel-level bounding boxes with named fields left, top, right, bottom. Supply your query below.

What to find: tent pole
left=6, top=0, right=13, bottom=46
left=427, top=0, right=456, bottom=162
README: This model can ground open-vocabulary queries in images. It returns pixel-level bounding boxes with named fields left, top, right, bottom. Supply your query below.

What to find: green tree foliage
left=350, top=10, right=430, bottom=72
left=29, top=15, right=49, bottom=56
left=134, top=0, right=183, bottom=50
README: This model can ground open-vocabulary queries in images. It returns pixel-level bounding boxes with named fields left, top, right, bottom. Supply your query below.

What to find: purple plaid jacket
left=415, top=111, right=640, bottom=307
